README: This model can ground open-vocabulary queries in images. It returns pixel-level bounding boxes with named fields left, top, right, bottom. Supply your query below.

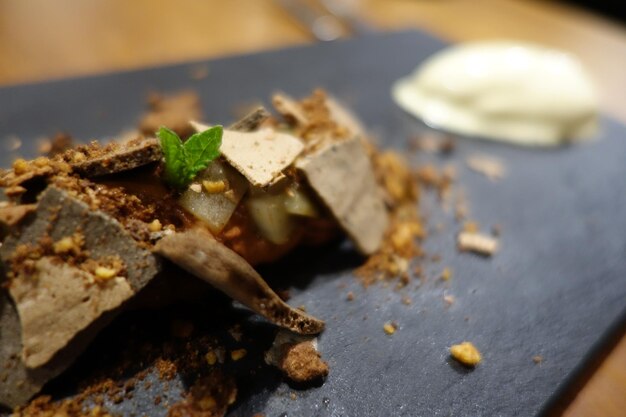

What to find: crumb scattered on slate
left=450, top=342, right=482, bottom=367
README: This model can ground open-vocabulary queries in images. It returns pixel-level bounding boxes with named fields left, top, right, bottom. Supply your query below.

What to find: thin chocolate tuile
left=154, top=228, right=325, bottom=335
left=296, top=137, right=388, bottom=255
left=228, top=106, right=271, bottom=132
left=70, top=138, right=163, bottom=177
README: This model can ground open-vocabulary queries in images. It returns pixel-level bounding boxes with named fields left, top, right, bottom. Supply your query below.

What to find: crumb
left=440, top=267, right=453, bottom=281
left=202, top=180, right=226, bottom=194
left=450, top=342, right=482, bottom=367
left=443, top=294, right=456, bottom=306
left=94, top=266, right=117, bottom=280
left=278, top=342, right=329, bottom=383
left=290, top=392, right=297, bottom=400
left=401, top=296, right=412, bottom=306
left=533, top=355, right=544, bottom=364
left=205, top=350, right=218, bottom=366
left=189, top=183, right=202, bottom=193
left=230, top=349, right=247, bottom=361
left=462, top=221, right=479, bottom=234
left=148, top=219, right=163, bottom=232
left=346, top=291, right=354, bottom=301
left=383, top=322, right=397, bottom=335
left=466, top=154, right=506, bottom=181
left=458, top=232, right=499, bottom=256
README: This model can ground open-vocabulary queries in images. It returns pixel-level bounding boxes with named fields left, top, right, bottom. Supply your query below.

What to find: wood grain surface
left=0, top=1, right=625, bottom=415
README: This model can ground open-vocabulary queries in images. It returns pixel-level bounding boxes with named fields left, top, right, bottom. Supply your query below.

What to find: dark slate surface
left=2, top=30, right=626, bottom=417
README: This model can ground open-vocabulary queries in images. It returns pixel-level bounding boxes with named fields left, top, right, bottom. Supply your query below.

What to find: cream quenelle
left=392, top=41, right=599, bottom=146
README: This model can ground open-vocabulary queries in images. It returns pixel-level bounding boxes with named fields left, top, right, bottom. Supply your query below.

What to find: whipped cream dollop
left=392, top=41, right=599, bottom=146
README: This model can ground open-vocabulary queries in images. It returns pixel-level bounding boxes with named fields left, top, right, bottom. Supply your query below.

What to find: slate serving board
left=1, top=30, right=626, bottom=417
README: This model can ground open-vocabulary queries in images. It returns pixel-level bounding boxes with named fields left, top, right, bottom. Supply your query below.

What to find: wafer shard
left=10, top=258, right=133, bottom=368
left=154, top=228, right=325, bottom=335
left=70, top=137, right=163, bottom=177
left=193, top=122, right=304, bottom=187
left=272, top=92, right=309, bottom=125
left=297, top=137, right=388, bottom=255
left=0, top=186, right=160, bottom=367
left=228, top=106, right=271, bottom=132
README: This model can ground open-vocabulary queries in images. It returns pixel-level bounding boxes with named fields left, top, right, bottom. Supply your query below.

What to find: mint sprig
left=157, top=126, right=223, bottom=189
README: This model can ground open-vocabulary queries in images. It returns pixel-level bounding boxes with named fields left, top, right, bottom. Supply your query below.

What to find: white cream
left=392, top=41, right=599, bottom=146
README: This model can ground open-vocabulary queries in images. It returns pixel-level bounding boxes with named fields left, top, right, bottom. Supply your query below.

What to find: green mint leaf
left=182, top=125, right=223, bottom=182
left=157, top=125, right=223, bottom=189
left=157, top=127, right=188, bottom=189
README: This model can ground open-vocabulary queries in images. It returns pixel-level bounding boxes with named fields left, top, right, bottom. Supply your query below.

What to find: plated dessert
left=0, top=89, right=420, bottom=415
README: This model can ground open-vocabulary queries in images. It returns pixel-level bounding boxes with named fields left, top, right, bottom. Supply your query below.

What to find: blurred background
left=1, top=1, right=625, bottom=416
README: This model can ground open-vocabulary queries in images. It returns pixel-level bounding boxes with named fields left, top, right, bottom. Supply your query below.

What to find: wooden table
left=1, top=1, right=625, bottom=415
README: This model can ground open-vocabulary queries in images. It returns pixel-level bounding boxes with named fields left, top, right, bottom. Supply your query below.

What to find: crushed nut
left=205, top=350, right=218, bottom=366
left=12, top=158, right=29, bottom=175
left=441, top=267, right=453, bottom=281
left=450, top=342, right=482, bottom=366
left=383, top=322, right=397, bottom=335
left=94, top=266, right=117, bottom=280
left=202, top=180, right=226, bottom=194
left=148, top=219, right=162, bottom=232
left=230, top=349, right=247, bottom=361
left=53, top=233, right=84, bottom=255
left=458, top=232, right=499, bottom=256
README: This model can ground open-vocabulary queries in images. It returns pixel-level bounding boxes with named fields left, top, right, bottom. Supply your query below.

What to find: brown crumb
left=401, top=296, right=412, bottom=306
left=533, top=355, right=544, bottom=364
left=346, top=291, right=355, bottom=301
left=167, top=371, right=236, bottom=417
left=230, top=349, right=247, bottom=361
left=278, top=342, right=329, bottom=384
left=462, top=221, right=480, bottom=234
left=450, top=342, right=482, bottom=367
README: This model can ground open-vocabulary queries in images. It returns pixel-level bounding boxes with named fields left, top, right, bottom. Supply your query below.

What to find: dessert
left=0, top=89, right=414, bottom=411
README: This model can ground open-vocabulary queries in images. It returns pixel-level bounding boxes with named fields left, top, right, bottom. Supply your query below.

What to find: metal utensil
left=274, top=0, right=374, bottom=41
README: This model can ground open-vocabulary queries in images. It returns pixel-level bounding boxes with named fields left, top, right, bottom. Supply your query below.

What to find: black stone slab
left=1, top=30, right=625, bottom=417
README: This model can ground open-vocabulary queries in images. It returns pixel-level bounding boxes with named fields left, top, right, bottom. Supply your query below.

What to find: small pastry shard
left=0, top=204, right=36, bottom=228
left=296, top=137, right=388, bottom=255
left=272, top=92, right=309, bottom=126
left=154, top=228, right=324, bottom=335
left=0, top=187, right=161, bottom=368
left=0, top=291, right=66, bottom=409
left=193, top=122, right=304, bottom=187
left=228, top=106, right=271, bottom=132
left=68, top=137, right=163, bottom=177
left=457, top=232, right=499, bottom=256
left=10, top=258, right=133, bottom=368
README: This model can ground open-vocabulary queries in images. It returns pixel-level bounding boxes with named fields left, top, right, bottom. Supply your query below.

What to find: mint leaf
left=157, top=125, right=223, bottom=189
left=183, top=125, right=223, bottom=182
left=157, top=127, right=188, bottom=189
